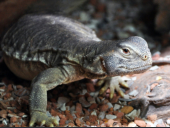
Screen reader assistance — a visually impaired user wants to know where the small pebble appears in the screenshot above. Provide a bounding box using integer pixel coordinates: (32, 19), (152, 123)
(76, 103), (82, 114)
(149, 65), (159, 71)
(60, 103), (66, 111)
(145, 120), (155, 127)
(98, 111), (106, 120)
(156, 76), (162, 81)
(147, 114), (157, 122)
(10, 116), (17, 123)
(120, 106), (134, 114)
(91, 110), (97, 116)
(106, 119), (114, 127)
(99, 104), (109, 112)
(167, 118), (170, 124)
(113, 104), (121, 111)
(89, 103), (98, 110)
(125, 109), (140, 121)
(107, 102), (113, 109)
(58, 97), (70, 105)
(128, 122), (137, 127)
(134, 119), (146, 127)
(154, 119), (164, 126)
(116, 112), (124, 118)
(129, 90), (139, 97)
(79, 96), (91, 107)
(106, 114), (117, 120)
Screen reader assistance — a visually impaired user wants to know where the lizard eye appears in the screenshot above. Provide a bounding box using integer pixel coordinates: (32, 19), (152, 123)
(122, 48), (130, 54)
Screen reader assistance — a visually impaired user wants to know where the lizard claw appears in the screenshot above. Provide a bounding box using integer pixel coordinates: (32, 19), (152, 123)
(29, 111), (58, 127)
(97, 76), (129, 99)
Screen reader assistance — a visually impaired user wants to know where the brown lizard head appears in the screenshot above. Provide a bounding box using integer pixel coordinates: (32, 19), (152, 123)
(101, 36), (152, 76)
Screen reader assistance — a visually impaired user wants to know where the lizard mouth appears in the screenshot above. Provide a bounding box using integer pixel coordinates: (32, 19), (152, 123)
(118, 64), (152, 74)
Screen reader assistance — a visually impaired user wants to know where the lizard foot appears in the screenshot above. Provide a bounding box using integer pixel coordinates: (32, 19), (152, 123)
(97, 76), (129, 99)
(29, 111), (58, 127)
(128, 98), (149, 118)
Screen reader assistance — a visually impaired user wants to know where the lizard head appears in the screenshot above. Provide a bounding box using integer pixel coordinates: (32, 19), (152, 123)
(101, 36), (152, 76)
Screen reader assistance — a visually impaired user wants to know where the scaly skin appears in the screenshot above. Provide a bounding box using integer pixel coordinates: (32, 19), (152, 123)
(1, 14), (152, 126)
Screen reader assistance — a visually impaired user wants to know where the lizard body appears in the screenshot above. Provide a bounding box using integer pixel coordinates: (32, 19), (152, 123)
(1, 14), (152, 126)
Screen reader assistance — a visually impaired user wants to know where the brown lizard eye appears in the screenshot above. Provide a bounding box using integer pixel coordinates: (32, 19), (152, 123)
(122, 49), (130, 54)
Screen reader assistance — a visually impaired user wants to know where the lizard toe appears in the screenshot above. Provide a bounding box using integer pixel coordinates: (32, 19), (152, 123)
(29, 111), (59, 127)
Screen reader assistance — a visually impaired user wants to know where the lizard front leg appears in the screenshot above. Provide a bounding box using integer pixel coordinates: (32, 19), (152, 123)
(96, 76), (129, 99)
(29, 65), (81, 127)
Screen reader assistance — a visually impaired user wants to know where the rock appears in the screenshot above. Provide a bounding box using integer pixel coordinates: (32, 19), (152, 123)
(80, 11), (90, 22)
(57, 97), (70, 107)
(91, 110), (97, 116)
(89, 115), (97, 123)
(100, 123), (106, 127)
(154, 119), (165, 127)
(59, 118), (67, 126)
(50, 109), (59, 116)
(75, 118), (81, 127)
(3, 93), (11, 99)
(14, 87), (28, 97)
(98, 111), (106, 120)
(110, 94), (120, 103)
(149, 65), (159, 71)
(134, 119), (146, 127)
(83, 108), (90, 116)
(86, 121), (90, 126)
(76, 103), (82, 114)
(86, 83), (95, 92)
(18, 112), (25, 117)
(107, 102), (113, 109)
(0, 110), (7, 118)
(8, 113), (18, 118)
(116, 112), (124, 118)
(87, 96), (96, 104)
(79, 96), (91, 107)
(146, 123), (151, 127)
(147, 114), (157, 122)
(60, 103), (66, 111)
(167, 118), (170, 124)
(125, 109), (140, 121)
(89, 103), (98, 110)
(68, 122), (75, 127)
(105, 114), (117, 120)
(54, 116), (60, 124)
(7, 84), (13, 92)
(10, 116), (17, 123)
(128, 122), (137, 127)
(145, 120), (156, 127)
(156, 123), (166, 127)
(129, 90), (138, 97)
(16, 85), (23, 89)
(106, 119), (114, 127)
(99, 104), (109, 112)
(120, 106), (134, 114)
(0, 101), (8, 109)
(70, 105), (75, 113)
(66, 106), (70, 111)
(113, 104), (121, 111)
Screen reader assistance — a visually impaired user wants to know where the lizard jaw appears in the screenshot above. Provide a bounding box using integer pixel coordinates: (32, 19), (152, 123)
(117, 64), (152, 74)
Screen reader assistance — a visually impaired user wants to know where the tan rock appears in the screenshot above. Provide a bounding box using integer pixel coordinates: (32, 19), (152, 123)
(76, 103), (82, 114)
(106, 119), (114, 127)
(147, 114), (157, 122)
(134, 119), (146, 127)
(10, 116), (17, 123)
(99, 104), (109, 112)
(120, 106), (134, 114)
